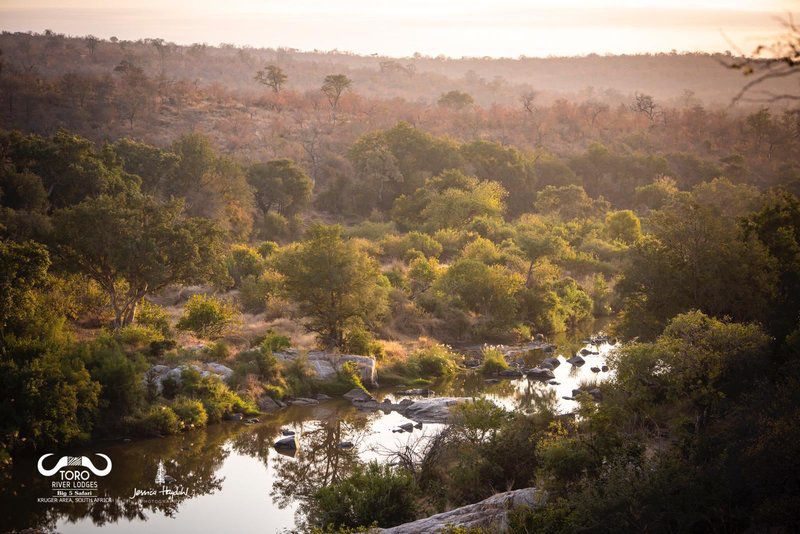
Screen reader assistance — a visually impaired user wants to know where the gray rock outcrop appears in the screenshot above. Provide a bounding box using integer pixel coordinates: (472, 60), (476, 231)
(274, 349), (377, 387)
(379, 487), (539, 533)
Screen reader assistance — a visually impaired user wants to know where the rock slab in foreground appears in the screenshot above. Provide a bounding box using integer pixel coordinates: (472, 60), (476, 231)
(379, 487), (539, 533)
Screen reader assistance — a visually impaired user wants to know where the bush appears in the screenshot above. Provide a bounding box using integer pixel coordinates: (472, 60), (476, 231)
(127, 405), (181, 437)
(310, 461), (418, 529)
(136, 300), (172, 337)
(282, 353), (316, 397)
(177, 294), (240, 339)
(226, 244), (264, 287)
(238, 269), (282, 313)
(180, 368), (255, 422)
(394, 344), (460, 381)
(257, 240), (279, 258)
(381, 231), (443, 261)
(259, 330), (291, 353)
(480, 348), (509, 376)
(81, 340), (147, 431)
(342, 324), (383, 358)
(170, 396), (208, 429)
(110, 324), (165, 351)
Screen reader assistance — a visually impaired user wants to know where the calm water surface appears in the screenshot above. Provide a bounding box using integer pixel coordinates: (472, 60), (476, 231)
(0, 330), (615, 533)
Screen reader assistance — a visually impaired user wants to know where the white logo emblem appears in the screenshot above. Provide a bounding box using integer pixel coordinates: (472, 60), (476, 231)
(37, 454), (113, 477)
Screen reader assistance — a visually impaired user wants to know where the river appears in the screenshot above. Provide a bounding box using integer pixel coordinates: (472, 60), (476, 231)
(0, 329), (615, 533)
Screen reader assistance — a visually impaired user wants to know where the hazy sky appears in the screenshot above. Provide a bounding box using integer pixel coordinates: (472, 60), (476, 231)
(1, 0), (797, 57)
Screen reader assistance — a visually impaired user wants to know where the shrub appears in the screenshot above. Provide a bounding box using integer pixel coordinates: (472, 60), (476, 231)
(110, 324), (165, 351)
(259, 330), (291, 352)
(381, 231), (443, 260)
(342, 324), (383, 358)
(226, 244), (264, 287)
(170, 396), (208, 429)
(127, 405), (181, 437)
(283, 353), (316, 397)
(177, 294), (240, 339)
(257, 211), (290, 241)
(480, 348), (509, 376)
(257, 240), (279, 258)
(136, 300), (172, 337)
(319, 361), (367, 396)
(180, 368), (255, 422)
(81, 340), (147, 430)
(310, 461), (418, 529)
(407, 344), (459, 378)
(239, 269), (282, 313)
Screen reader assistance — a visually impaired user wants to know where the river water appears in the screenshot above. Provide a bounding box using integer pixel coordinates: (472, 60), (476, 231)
(0, 331), (615, 533)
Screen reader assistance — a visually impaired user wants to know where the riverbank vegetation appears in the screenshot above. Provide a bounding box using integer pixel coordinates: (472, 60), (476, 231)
(1, 30), (799, 531)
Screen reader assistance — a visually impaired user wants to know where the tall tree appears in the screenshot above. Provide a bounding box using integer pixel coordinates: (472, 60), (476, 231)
(52, 194), (224, 327)
(274, 225), (388, 347)
(321, 74), (352, 111)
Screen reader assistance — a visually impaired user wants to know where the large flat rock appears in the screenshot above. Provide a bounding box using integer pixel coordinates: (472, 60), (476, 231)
(402, 397), (469, 423)
(379, 487), (539, 533)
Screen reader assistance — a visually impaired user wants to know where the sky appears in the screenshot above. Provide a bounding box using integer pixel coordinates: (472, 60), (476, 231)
(0, 0), (797, 58)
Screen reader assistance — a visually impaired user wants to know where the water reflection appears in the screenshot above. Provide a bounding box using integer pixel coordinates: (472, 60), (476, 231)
(1, 330), (615, 533)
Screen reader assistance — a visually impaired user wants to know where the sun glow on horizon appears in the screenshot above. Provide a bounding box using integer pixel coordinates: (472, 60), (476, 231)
(0, 0), (797, 58)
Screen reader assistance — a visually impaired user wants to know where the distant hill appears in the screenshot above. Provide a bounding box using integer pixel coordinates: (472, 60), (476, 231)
(1, 31), (793, 107)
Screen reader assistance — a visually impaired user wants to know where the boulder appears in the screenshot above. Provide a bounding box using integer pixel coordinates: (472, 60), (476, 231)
(402, 397), (469, 423)
(590, 366), (601, 373)
(580, 348), (592, 355)
(281, 428), (295, 436)
(316, 393), (332, 401)
(398, 422), (414, 432)
(566, 355), (585, 366)
(274, 435), (298, 450)
(343, 388), (373, 402)
(273, 349), (378, 387)
(338, 441), (354, 449)
(601, 365), (609, 372)
(498, 369), (523, 378)
(206, 362), (234, 381)
(526, 367), (556, 381)
(571, 388), (583, 397)
(538, 361), (554, 370)
(589, 388), (603, 401)
(541, 357), (561, 369)
(224, 413), (243, 421)
(398, 398), (414, 407)
(548, 380), (560, 385)
(379, 487), (539, 533)
(257, 396), (280, 412)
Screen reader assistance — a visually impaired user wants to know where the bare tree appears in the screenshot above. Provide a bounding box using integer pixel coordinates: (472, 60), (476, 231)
(631, 92), (660, 124)
(729, 15), (800, 104)
(521, 90), (538, 114)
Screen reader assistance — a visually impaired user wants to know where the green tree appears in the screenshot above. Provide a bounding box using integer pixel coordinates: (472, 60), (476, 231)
(438, 90), (474, 110)
(254, 64), (287, 93)
(247, 159), (313, 217)
(52, 194), (224, 327)
(605, 210), (641, 243)
(274, 225), (389, 347)
(321, 74), (352, 110)
(743, 190), (800, 344)
(618, 197), (777, 339)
